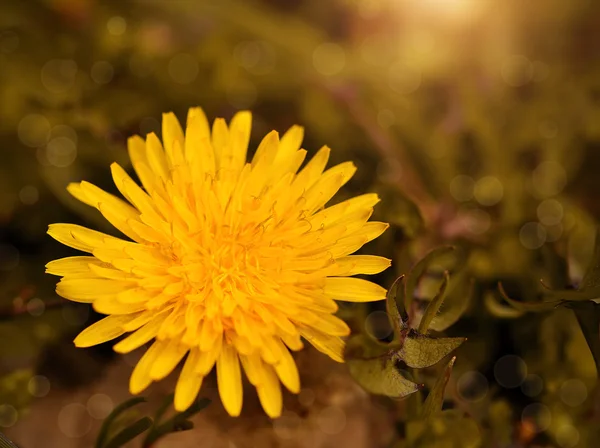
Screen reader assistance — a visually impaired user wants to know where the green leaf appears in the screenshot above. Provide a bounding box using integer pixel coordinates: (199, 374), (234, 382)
(386, 275), (407, 340)
(143, 398), (211, 447)
(345, 335), (421, 398)
(418, 271), (450, 334)
(398, 331), (465, 369)
(103, 417), (153, 448)
(406, 410), (481, 448)
(95, 397), (147, 448)
(429, 273), (473, 332)
(484, 292), (525, 319)
(405, 246), (455, 315)
(421, 357), (456, 419)
(498, 282), (561, 312)
(565, 301), (600, 376)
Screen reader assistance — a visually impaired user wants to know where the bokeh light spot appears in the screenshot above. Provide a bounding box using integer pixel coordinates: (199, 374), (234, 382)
(298, 388), (315, 407)
(46, 137), (77, 167)
(107, 16), (127, 36)
(140, 117), (161, 137)
(19, 185), (39, 205)
(168, 53), (199, 84)
(519, 222), (547, 250)
(273, 411), (301, 440)
(28, 375), (51, 398)
(457, 371), (488, 402)
(26, 298), (45, 316)
(559, 379), (588, 407)
(388, 62), (421, 95)
(317, 406), (346, 435)
(57, 403), (92, 438)
(450, 175), (475, 202)
(226, 79), (258, 109)
(464, 208), (491, 235)
(521, 374), (543, 397)
(501, 55), (533, 87)
(0, 405), (18, 428)
(556, 424), (580, 448)
(41, 59), (78, 93)
(62, 305), (89, 326)
(87, 394), (114, 419)
(0, 244), (19, 271)
(474, 176), (504, 206)
(91, 61), (114, 84)
(537, 199), (563, 225)
(18, 114), (51, 148)
(532, 161), (567, 197)
(365, 310), (393, 340)
(313, 43), (346, 76)
(521, 403), (551, 433)
(377, 109), (395, 129)
(494, 354), (527, 388)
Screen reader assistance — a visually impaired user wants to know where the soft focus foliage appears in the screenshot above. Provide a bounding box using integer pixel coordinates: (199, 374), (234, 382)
(2, 0), (600, 447)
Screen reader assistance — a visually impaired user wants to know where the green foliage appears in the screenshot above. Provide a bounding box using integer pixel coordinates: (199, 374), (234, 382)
(94, 395), (210, 448)
(345, 248), (467, 402)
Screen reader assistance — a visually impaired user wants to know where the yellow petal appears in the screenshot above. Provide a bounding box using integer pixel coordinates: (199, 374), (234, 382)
(45, 256), (99, 276)
(56, 278), (132, 303)
(217, 343), (243, 417)
(162, 112), (185, 167)
(48, 224), (117, 253)
(298, 326), (344, 362)
(150, 339), (188, 380)
(333, 255), (392, 276)
(276, 125), (304, 164)
(255, 362), (282, 418)
(185, 111), (214, 174)
(146, 132), (170, 180)
(130, 340), (165, 394)
(273, 341), (300, 393)
(293, 145), (330, 190)
(175, 349), (204, 411)
(113, 314), (167, 353)
(211, 118), (229, 173)
(304, 162), (357, 213)
(74, 314), (139, 347)
(229, 110), (252, 170)
(324, 277), (387, 302)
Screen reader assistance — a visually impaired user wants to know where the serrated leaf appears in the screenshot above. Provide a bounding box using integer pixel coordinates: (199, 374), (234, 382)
(103, 417), (153, 448)
(345, 335), (420, 398)
(398, 331), (465, 369)
(498, 282), (561, 312)
(405, 246), (455, 314)
(386, 275), (407, 340)
(565, 301), (600, 376)
(421, 357), (456, 419)
(429, 273), (473, 332)
(95, 397), (147, 448)
(418, 271), (450, 333)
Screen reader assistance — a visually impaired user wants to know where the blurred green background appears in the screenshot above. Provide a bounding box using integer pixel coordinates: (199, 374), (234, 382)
(2, 0), (600, 447)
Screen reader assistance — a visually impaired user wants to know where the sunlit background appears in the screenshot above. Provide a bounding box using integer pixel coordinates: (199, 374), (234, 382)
(2, 0), (600, 447)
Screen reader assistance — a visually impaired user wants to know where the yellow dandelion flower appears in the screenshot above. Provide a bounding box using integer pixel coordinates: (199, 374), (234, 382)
(46, 107), (390, 418)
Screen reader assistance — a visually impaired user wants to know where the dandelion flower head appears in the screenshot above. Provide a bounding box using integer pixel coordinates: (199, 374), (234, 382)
(46, 107), (390, 417)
